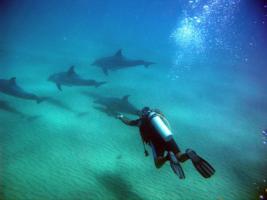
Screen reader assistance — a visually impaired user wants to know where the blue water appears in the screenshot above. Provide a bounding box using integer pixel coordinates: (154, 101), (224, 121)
(1, 0), (267, 199)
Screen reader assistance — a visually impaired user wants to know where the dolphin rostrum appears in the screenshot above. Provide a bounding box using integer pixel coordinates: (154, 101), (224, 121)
(48, 66), (106, 91)
(91, 49), (155, 75)
(0, 77), (45, 103)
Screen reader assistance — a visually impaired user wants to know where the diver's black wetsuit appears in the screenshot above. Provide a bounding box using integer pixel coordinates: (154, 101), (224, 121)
(118, 107), (216, 179)
(119, 114), (182, 162)
(142, 117), (180, 158)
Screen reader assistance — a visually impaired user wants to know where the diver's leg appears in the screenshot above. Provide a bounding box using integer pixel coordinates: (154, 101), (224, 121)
(176, 152), (189, 162)
(166, 139), (189, 162)
(150, 143), (167, 168)
(168, 139), (215, 178)
(166, 140), (186, 179)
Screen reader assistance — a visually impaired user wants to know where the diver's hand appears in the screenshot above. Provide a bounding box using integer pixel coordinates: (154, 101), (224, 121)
(116, 113), (124, 119)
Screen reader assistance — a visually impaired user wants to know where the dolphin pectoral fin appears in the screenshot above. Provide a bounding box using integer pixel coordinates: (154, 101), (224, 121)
(56, 83), (62, 91)
(36, 97), (48, 104)
(95, 81), (107, 88)
(26, 115), (41, 122)
(36, 98), (42, 104)
(144, 62), (155, 68)
(102, 68), (109, 76)
(122, 95), (130, 102)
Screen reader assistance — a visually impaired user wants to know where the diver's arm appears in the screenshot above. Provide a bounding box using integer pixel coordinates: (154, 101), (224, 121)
(117, 114), (140, 126)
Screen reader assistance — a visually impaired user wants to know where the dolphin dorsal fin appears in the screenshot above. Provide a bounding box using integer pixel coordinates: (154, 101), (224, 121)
(122, 95), (130, 101)
(114, 49), (123, 58)
(9, 77), (16, 85)
(67, 65), (76, 76)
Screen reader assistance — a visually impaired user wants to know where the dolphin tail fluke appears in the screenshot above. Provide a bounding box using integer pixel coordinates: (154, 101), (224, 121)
(95, 81), (107, 88)
(36, 97), (48, 104)
(26, 115), (41, 122)
(144, 62), (155, 68)
(76, 111), (90, 118)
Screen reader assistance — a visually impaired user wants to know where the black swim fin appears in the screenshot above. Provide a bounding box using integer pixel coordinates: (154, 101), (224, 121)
(186, 149), (215, 178)
(169, 152), (185, 179)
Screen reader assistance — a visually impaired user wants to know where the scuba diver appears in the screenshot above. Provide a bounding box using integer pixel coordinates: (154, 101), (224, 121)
(117, 107), (215, 179)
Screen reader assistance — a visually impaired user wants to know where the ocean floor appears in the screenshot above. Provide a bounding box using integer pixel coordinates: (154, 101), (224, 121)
(1, 44), (267, 200)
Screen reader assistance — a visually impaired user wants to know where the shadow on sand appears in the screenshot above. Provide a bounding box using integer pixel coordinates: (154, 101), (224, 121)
(96, 172), (145, 200)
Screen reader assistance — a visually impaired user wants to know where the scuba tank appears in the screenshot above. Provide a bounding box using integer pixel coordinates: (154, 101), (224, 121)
(148, 111), (173, 142)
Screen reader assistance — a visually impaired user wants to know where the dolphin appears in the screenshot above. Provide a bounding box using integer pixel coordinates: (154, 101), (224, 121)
(91, 49), (155, 75)
(48, 66), (106, 91)
(44, 97), (88, 116)
(44, 97), (76, 113)
(82, 92), (139, 117)
(0, 77), (45, 103)
(0, 100), (25, 117)
(0, 100), (41, 121)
